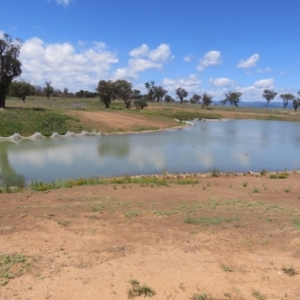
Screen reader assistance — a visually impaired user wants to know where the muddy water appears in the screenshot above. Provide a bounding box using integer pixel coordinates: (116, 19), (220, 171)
(1, 120), (300, 185)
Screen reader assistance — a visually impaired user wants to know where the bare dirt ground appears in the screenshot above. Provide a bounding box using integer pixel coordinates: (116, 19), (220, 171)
(69, 110), (177, 133)
(1, 174), (300, 300)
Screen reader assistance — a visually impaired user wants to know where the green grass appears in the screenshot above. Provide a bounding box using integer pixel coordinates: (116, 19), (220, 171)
(0, 107), (84, 136)
(184, 216), (238, 226)
(269, 172), (289, 179)
(30, 175), (173, 191)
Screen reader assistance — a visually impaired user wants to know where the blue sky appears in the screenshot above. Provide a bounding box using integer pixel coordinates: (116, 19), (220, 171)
(1, 0), (300, 101)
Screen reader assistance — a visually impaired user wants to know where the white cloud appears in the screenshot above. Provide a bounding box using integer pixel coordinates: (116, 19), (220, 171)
(113, 43), (173, 80)
(19, 37), (118, 91)
(254, 78), (274, 89)
(56, 0), (71, 6)
(197, 50), (222, 71)
(237, 53), (260, 68)
(162, 74), (202, 95)
(129, 44), (149, 57)
(210, 77), (234, 87)
(256, 67), (272, 73)
(0, 30), (4, 39)
(149, 44), (174, 62)
(183, 55), (193, 62)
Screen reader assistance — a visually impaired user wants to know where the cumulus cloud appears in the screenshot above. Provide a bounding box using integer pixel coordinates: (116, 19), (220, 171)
(56, 0), (71, 6)
(197, 50), (222, 71)
(254, 78), (274, 89)
(162, 74), (202, 95)
(19, 37), (118, 91)
(210, 77), (234, 87)
(129, 44), (149, 57)
(113, 43), (173, 80)
(237, 53), (260, 68)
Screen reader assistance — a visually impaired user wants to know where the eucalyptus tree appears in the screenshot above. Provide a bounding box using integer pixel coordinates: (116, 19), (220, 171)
(222, 91), (242, 107)
(44, 81), (54, 99)
(153, 86), (167, 102)
(280, 93), (295, 109)
(9, 81), (35, 102)
(97, 80), (115, 108)
(176, 87), (188, 104)
(115, 79), (133, 109)
(164, 95), (174, 103)
(0, 34), (22, 108)
(262, 89), (277, 107)
(145, 81), (156, 102)
(201, 93), (212, 108)
(293, 99), (299, 112)
(189, 94), (201, 104)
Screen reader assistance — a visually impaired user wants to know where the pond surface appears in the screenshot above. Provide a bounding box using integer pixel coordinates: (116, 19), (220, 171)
(1, 120), (300, 185)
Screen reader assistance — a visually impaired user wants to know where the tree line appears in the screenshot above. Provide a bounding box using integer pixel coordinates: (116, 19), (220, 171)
(1, 33), (300, 110)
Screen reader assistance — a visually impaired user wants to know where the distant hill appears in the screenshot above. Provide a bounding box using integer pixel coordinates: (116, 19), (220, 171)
(213, 101), (287, 109)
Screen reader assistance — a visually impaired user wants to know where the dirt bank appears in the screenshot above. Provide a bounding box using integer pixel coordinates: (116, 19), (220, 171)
(1, 174), (300, 299)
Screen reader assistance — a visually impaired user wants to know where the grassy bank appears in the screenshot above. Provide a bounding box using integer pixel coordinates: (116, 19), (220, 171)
(2, 96), (300, 136)
(0, 107), (85, 136)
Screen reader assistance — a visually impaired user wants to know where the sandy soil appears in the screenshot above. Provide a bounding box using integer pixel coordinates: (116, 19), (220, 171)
(1, 174), (300, 300)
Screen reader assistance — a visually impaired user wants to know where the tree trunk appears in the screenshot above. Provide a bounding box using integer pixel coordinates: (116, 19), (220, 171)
(0, 86), (6, 108)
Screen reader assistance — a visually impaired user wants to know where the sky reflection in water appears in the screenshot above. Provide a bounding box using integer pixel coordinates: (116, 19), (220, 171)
(1, 120), (300, 185)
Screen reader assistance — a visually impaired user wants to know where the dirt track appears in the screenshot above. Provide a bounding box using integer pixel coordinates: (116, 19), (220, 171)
(1, 174), (300, 299)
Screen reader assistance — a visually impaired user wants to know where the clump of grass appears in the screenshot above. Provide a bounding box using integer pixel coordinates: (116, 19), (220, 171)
(190, 293), (214, 300)
(125, 211), (139, 218)
(127, 279), (156, 298)
(243, 182), (248, 187)
(91, 204), (103, 213)
(284, 187), (290, 193)
(282, 265), (298, 276)
(252, 187), (259, 193)
(260, 169), (268, 176)
(269, 172), (289, 179)
(184, 216), (238, 226)
(221, 264), (234, 272)
(252, 290), (266, 300)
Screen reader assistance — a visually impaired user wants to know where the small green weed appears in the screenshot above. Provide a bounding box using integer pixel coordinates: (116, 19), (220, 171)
(253, 187), (259, 193)
(284, 188), (290, 193)
(252, 290), (266, 300)
(221, 264), (234, 272)
(243, 182), (248, 187)
(127, 279), (156, 298)
(0, 254), (34, 286)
